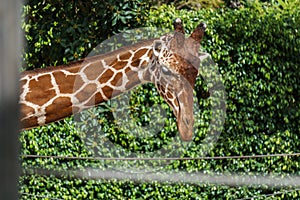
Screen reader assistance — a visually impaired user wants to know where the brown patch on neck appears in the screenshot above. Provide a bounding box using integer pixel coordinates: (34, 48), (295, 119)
(111, 60), (128, 70)
(111, 72), (123, 87)
(99, 69), (114, 84)
(75, 83), (98, 103)
(26, 74), (56, 106)
(45, 97), (72, 124)
(53, 71), (83, 94)
(83, 61), (105, 80)
(119, 52), (132, 60)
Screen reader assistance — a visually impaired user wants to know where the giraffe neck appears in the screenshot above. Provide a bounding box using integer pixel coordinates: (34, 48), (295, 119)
(19, 39), (156, 129)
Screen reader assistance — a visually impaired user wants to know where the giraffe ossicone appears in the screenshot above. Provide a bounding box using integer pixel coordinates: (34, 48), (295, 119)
(19, 18), (206, 141)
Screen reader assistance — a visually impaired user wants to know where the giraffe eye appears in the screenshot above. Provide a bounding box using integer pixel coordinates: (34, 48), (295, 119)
(162, 66), (172, 76)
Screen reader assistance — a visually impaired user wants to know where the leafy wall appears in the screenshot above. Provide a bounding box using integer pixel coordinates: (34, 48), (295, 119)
(20, 1), (300, 199)
(22, 0), (150, 70)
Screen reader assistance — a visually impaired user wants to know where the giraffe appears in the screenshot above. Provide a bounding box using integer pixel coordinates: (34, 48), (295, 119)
(19, 18), (206, 141)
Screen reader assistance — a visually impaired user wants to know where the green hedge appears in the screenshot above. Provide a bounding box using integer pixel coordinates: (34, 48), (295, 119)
(20, 1), (300, 199)
(22, 0), (150, 70)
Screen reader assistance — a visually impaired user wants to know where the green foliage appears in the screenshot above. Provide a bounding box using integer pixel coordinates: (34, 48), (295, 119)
(22, 0), (150, 70)
(172, 0), (225, 9)
(20, 1), (300, 199)
(150, 0), (225, 9)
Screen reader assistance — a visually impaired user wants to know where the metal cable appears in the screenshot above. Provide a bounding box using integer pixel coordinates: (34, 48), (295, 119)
(20, 152), (300, 161)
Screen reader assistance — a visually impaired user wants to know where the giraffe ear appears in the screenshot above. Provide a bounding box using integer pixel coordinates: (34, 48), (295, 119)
(153, 40), (162, 57)
(199, 52), (210, 61)
(198, 52), (210, 75)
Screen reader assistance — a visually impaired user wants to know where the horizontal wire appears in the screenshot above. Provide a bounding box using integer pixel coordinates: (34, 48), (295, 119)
(20, 153), (300, 199)
(20, 152), (300, 161)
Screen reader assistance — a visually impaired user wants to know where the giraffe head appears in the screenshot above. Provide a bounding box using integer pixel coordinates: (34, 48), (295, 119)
(150, 19), (206, 141)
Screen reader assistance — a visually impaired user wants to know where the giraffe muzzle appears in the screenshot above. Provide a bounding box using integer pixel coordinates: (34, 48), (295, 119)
(177, 115), (194, 141)
(175, 80), (195, 141)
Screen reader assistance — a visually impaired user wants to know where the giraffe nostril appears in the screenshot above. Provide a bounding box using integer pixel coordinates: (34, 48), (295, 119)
(185, 118), (190, 126)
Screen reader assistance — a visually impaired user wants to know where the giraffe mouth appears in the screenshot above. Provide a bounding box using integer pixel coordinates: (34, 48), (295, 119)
(177, 110), (194, 141)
